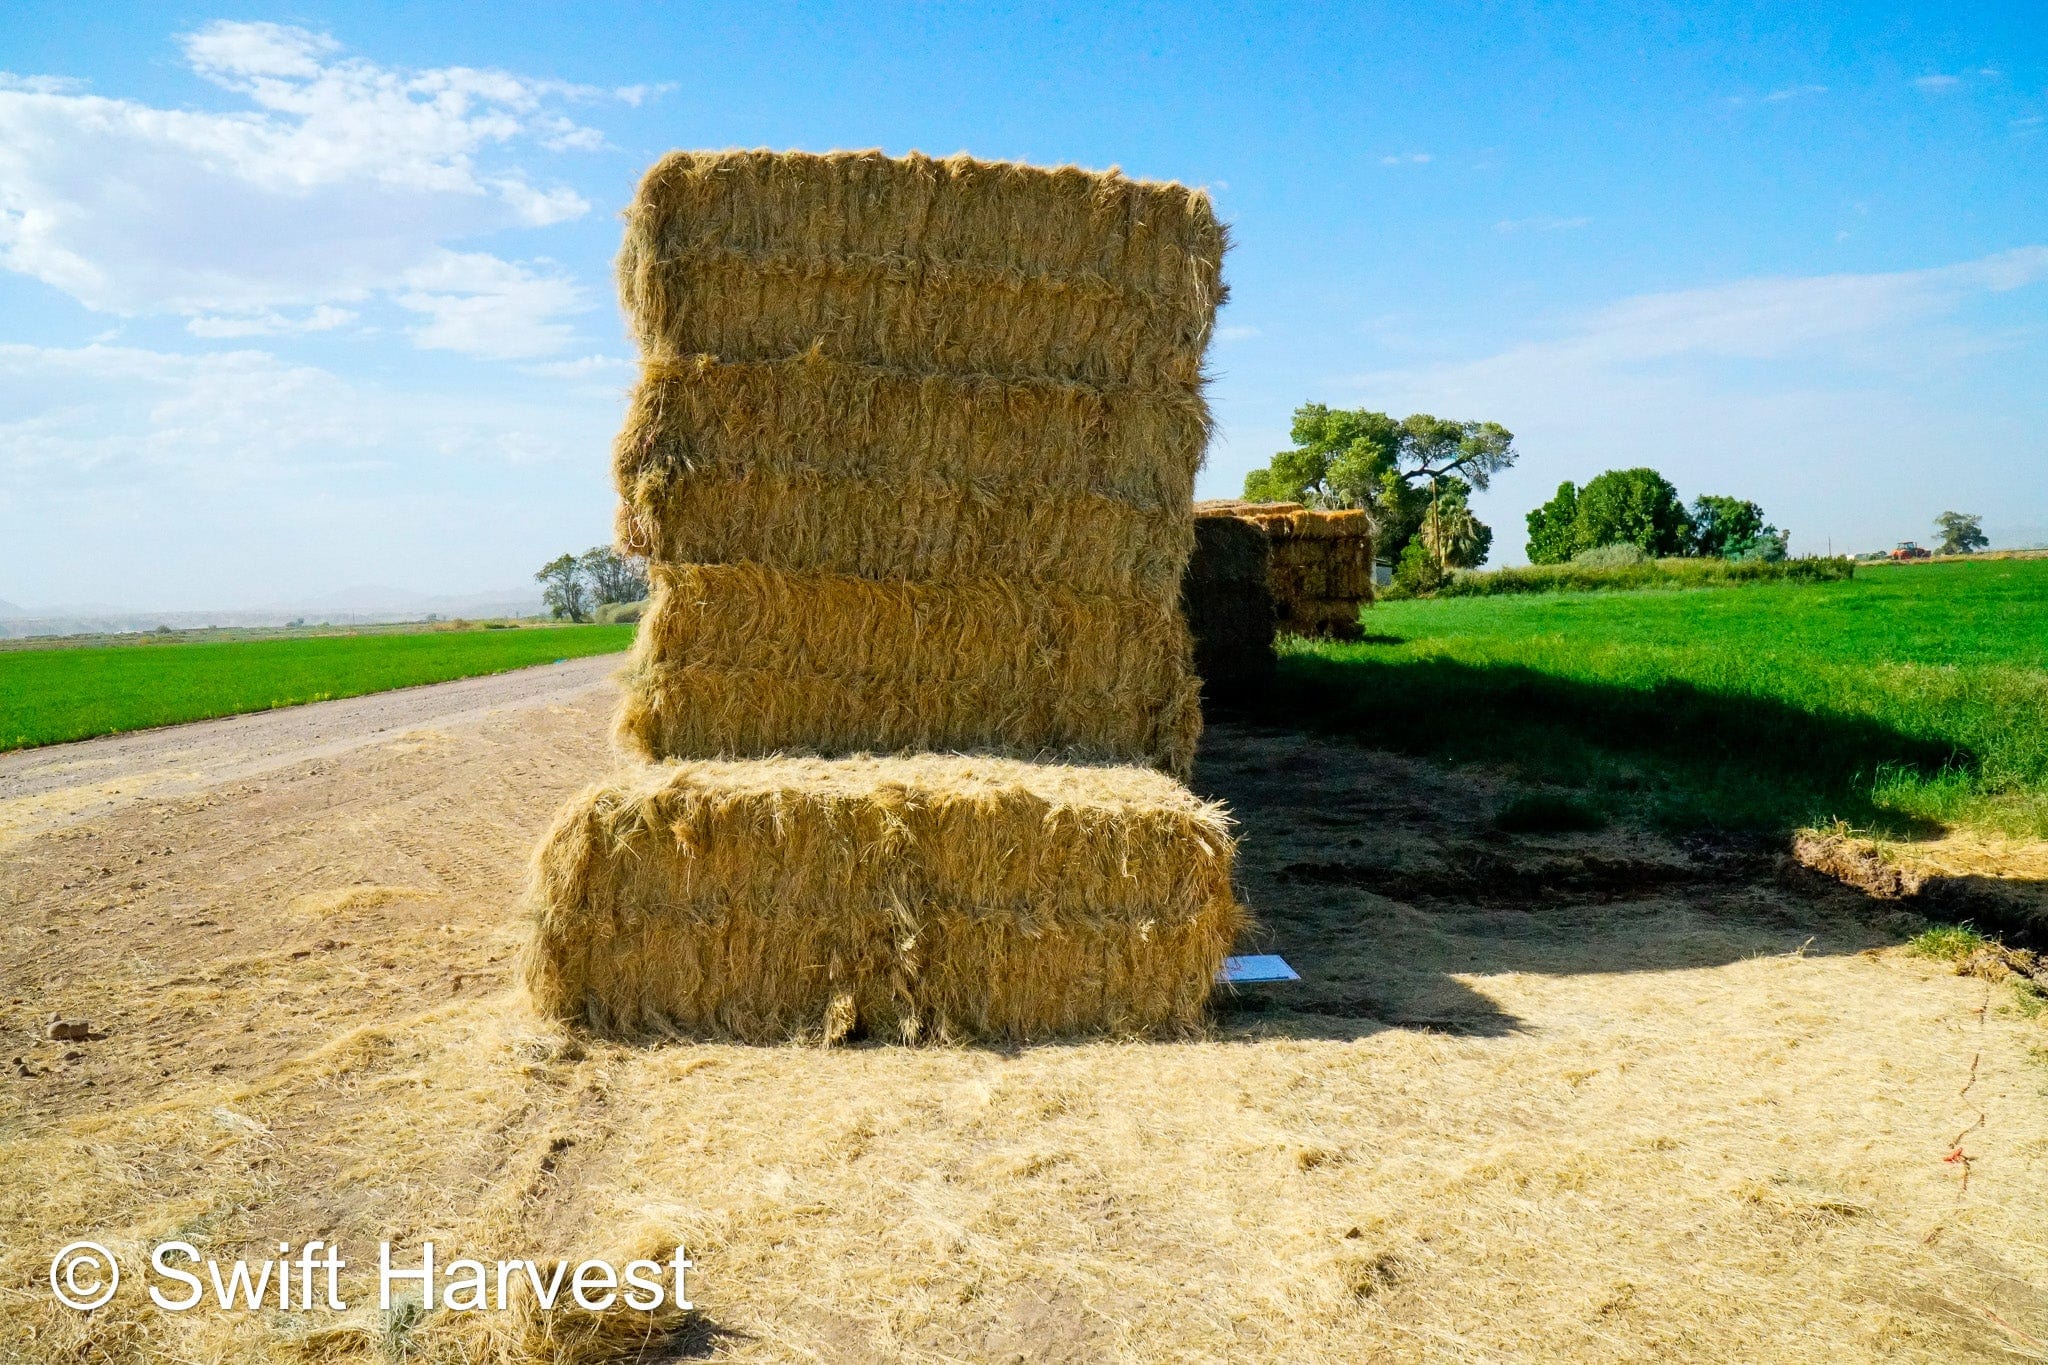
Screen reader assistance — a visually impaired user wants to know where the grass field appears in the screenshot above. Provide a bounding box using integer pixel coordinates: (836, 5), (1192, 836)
(0, 623), (636, 750)
(1282, 558), (2048, 839)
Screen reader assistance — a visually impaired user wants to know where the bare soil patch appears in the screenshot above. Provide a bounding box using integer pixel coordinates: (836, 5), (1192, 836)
(2, 682), (2045, 1361)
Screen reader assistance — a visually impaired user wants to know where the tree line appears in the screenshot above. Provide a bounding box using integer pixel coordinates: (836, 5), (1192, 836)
(1237, 403), (1790, 592)
(1524, 470), (1787, 565)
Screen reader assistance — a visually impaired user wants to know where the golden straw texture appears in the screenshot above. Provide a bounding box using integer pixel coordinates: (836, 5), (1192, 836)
(1198, 500), (1375, 641)
(614, 563), (1201, 776)
(617, 150), (1225, 388)
(610, 150), (1226, 772)
(612, 351), (1206, 586)
(520, 753), (1242, 1042)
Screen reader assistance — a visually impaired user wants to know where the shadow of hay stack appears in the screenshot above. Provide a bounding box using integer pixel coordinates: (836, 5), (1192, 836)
(523, 149), (1244, 1045)
(1183, 509), (1277, 708)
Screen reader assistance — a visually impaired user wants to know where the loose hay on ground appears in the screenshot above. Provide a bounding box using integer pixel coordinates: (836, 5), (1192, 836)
(521, 753), (1242, 1043)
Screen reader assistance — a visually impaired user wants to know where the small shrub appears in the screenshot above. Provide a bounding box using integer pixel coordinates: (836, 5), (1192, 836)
(1572, 542), (1650, 568)
(1390, 540), (1448, 598)
(1907, 924), (1988, 962)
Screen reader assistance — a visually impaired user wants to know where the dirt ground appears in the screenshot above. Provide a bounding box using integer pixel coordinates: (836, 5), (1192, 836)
(2, 672), (2045, 1362)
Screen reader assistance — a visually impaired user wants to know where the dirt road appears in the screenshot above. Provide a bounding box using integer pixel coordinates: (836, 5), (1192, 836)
(0, 654), (620, 844)
(2, 676), (2045, 1362)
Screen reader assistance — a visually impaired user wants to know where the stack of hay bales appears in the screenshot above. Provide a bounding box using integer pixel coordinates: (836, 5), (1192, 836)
(1182, 506), (1276, 705)
(1198, 499), (1375, 641)
(523, 149), (1244, 1043)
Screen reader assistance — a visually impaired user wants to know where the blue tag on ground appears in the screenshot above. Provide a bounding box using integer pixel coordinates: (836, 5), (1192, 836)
(1218, 954), (1301, 984)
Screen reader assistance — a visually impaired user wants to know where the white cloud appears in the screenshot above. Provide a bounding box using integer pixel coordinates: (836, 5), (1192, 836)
(0, 342), (373, 487)
(1384, 248), (2048, 377)
(489, 177), (591, 225)
(521, 354), (635, 379)
(0, 22), (608, 330)
(186, 304), (358, 338)
(611, 82), (677, 108)
(1728, 84), (1829, 106)
(1913, 74), (1962, 92)
(0, 340), (631, 608)
(0, 340), (622, 489)
(397, 251), (589, 360)
(1214, 325), (1261, 343)
(1379, 152), (1432, 166)
(1496, 216), (1591, 234)
(0, 72), (86, 94)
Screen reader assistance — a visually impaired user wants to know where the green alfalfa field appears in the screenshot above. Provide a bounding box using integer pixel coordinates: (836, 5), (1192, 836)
(1283, 557), (2048, 840)
(0, 622), (636, 751)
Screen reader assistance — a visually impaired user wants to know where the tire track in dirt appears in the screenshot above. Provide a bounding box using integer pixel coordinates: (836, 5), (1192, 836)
(0, 654), (621, 845)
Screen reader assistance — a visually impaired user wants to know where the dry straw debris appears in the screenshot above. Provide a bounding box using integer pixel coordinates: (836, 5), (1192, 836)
(522, 753), (1242, 1043)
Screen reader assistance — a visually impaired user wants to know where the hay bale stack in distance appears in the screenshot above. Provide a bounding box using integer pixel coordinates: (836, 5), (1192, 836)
(522, 753), (1243, 1043)
(1201, 499), (1375, 642)
(609, 149), (1228, 776)
(1182, 508), (1276, 705)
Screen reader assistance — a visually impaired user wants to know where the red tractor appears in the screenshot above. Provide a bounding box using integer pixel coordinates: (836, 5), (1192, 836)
(1888, 541), (1932, 561)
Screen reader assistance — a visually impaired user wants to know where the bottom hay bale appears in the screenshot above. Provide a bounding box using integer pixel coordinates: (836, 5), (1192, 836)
(522, 754), (1244, 1043)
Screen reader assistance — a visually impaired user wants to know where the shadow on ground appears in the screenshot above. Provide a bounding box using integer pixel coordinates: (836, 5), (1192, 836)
(1270, 651), (1963, 837)
(1190, 715), (1938, 1045)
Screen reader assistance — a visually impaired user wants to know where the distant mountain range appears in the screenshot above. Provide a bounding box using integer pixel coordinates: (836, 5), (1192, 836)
(0, 586), (546, 639)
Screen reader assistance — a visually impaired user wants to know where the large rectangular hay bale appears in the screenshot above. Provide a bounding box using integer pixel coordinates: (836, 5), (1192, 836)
(617, 150), (1226, 388)
(521, 753), (1242, 1042)
(612, 353), (1205, 593)
(1198, 500), (1374, 641)
(613, 563), (1201, 775)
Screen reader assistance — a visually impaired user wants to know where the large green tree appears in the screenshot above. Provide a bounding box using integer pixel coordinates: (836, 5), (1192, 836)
(1525, 481), (1583, 564)
(1574, 468), (1693, 557)
(535, 554), (591, 622)
(1934, 511), (1989, 555)
(577, 545), (650, 606)
(1688, 496), (1766, 558)
(1242, 404), (1515, 567)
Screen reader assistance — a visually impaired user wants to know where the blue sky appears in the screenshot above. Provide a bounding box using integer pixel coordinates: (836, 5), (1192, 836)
(2, 2), (2044, 609)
